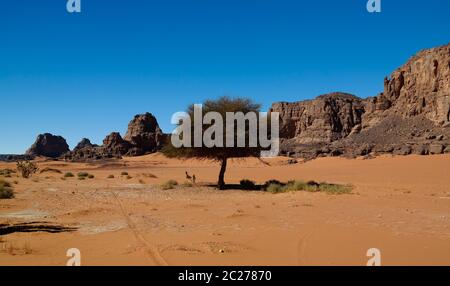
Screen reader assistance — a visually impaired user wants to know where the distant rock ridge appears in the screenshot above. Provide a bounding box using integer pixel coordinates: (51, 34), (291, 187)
(14, 43), (450, 162)
(63, 113), (167, 161)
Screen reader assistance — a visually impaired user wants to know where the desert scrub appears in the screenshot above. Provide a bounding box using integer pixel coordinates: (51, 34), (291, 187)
(16, 161), (38, 178)
(266, 183), (285, 194)
(0, 180), (14, 199)
(265, 180), (352, 195)
(77, 172), (94, 179)
(240, 179), (258, 190)
(107, 175), (115, 179)
(121, 172), (129, 176)
(319, 183), (353, 195)
(161, 180), (178, 190)
(64, 172), (75, 178)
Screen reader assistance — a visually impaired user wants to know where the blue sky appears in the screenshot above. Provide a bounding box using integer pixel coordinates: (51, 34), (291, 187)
(1, 0), (449, 154)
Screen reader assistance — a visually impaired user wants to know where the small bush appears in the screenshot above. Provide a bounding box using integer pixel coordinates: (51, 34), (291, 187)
(121, 172), (129, 176)
(240, 179), (257, 190)
(77, 172), (89, 178)
(320, 183), (353, 195)
(16, 161), (39, 178)
(161, 180), (178, 190)
(264, 179), (352, 195)
(0, 180), (14, 199)
(107, 175), (115, 179)
(266, 183), (286, 194)
(64, 172), (75, 178)
(88, 174), (95, 179)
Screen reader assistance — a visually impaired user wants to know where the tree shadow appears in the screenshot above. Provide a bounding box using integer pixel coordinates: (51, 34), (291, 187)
(0, 222), (77, 236)
(205, 183), (264, 191)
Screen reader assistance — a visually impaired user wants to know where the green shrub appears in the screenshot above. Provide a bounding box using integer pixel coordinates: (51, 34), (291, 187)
(266, 183), (286, 194)
(319, 183), (353, 195)
(64, 172), (74, 178)
(264, 179), (352, 195)
(77, 172), (89, 178)
(0, 180), (14, 199)
(161, 180), (178, 190)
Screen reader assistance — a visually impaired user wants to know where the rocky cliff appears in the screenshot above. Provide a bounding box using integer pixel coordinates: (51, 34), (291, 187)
(272, 43), (450, 159)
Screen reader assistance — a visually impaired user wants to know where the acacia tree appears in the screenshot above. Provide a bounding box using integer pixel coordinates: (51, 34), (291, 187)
(162, 96), (269, 190)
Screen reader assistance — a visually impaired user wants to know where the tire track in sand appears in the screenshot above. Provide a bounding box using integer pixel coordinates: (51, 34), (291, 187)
(111, 191), (168, 266)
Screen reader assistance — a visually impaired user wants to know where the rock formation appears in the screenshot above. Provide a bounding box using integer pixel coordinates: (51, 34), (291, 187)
(124, 113), (165, 156)
(73, 138), (96, 151)
(63, 113), (167, 161)
(26, 133), (70, 158)
(273, 43), (450, 160)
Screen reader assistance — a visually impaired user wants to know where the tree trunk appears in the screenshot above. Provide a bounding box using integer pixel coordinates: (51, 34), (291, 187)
(218, 157), (228, 190)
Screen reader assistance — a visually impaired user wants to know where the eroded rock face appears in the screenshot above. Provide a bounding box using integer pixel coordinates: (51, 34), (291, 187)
(26, 133), (70, 158)
(271, 93), (365, 144)
(274, 43), (450, 160)
(124, 113), (165, 155)
(365, 44), (450, 126)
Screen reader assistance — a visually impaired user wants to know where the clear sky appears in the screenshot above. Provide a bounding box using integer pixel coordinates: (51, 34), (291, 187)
(1, 0), (449, 154)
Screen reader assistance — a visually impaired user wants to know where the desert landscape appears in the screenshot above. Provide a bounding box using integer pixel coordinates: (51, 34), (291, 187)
(1, 1), (449, 267)
(1, 43), (450, 266)
(1, 153), (450, 266)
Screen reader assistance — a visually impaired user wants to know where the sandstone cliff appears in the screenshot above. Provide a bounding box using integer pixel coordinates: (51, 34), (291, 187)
(272, 43), (450, 159)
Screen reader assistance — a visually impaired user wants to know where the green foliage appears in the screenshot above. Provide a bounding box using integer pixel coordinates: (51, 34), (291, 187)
(264, 180), (352, 195)
(64, 172), (75, 178)
(77, 172), (89, 178)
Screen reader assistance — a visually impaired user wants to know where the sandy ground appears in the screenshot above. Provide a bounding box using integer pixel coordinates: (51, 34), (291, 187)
(0, 153), (449, 266)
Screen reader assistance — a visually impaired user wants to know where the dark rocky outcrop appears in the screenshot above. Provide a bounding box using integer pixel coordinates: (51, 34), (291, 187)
(73, 138), (96, 151)
(123, 113), (166, 156)
(26, 133), (70, 158)
(63, 113), (167, 162)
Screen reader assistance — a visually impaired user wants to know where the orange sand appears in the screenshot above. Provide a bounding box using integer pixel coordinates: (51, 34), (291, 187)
(0, 154), (449, 266)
